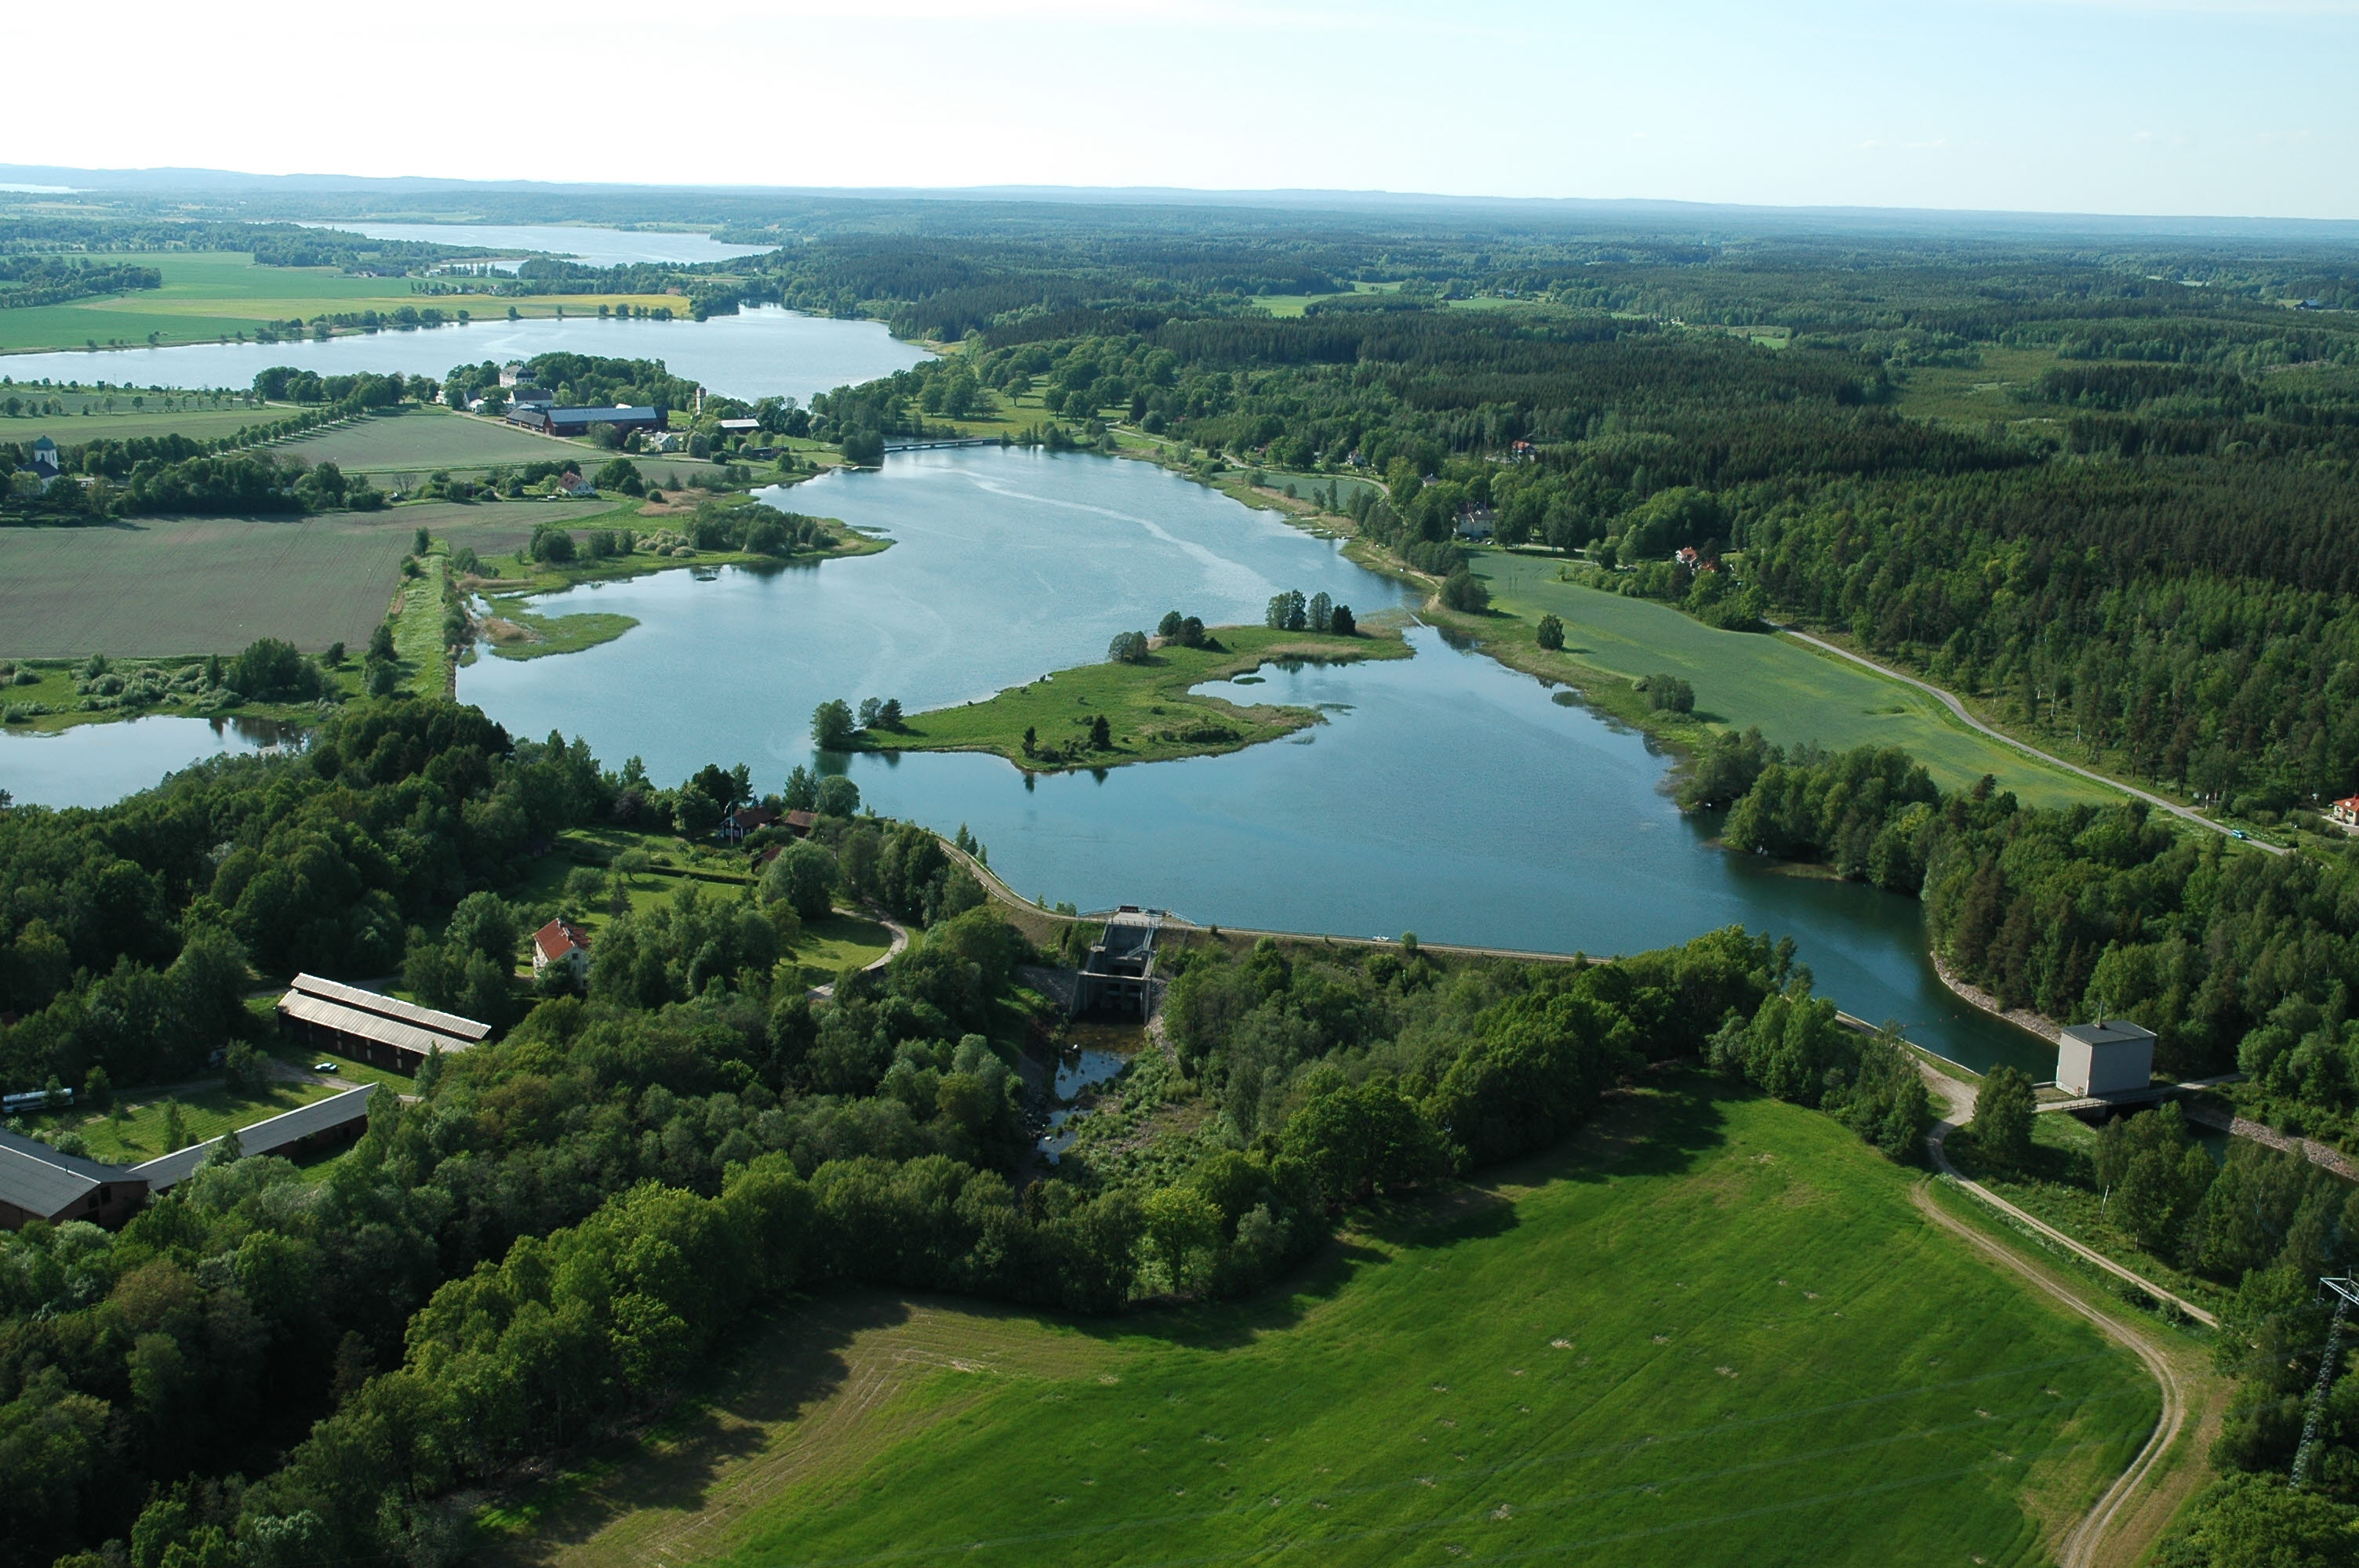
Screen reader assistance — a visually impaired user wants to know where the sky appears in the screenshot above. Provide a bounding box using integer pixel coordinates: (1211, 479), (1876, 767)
(13, 0), (2359, 220)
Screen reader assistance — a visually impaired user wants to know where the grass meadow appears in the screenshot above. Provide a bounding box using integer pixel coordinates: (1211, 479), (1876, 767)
(0, 503), (598, 658)
(1, 403), (282, 443)
(23, 1070), (343, 1166)
(1469, 554), (2113, 808)
(478, 1081), (2162, 1568)
(1888, 347), (2061, 424)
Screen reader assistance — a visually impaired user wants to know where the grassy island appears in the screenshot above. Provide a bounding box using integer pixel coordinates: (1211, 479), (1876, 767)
(860, 624), (1408, 770)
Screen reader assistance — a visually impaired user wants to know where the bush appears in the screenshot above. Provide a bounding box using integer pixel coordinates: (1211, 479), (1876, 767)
(1642, 673), (1695, 714)
(1108, 630), (1150, 665)
(1536, 613), (1565, 650)
(1440, 568), (1489, 613)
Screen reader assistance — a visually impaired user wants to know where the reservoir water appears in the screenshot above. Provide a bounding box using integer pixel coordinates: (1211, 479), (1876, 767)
(0, 304), (928, 403)
(0, 447), (2052, 1074)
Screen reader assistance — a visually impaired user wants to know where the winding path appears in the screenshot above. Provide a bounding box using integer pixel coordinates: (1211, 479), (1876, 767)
(1910, 1062), (2210, 1568)
(1915, 1066), (2216, 1327)
(803, 909), (910, 1000)
(1778, 626), (2284, 855)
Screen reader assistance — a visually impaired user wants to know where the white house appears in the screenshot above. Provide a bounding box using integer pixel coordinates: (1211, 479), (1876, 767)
(532, 918), (591, 981)
(2331, 795), (2359, 831)
(2056, 1018), (2156, 1098)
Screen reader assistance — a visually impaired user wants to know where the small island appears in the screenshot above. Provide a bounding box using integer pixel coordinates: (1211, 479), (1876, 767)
(842, 608), (1404, 771)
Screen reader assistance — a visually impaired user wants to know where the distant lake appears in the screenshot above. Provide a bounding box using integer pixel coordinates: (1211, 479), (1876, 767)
(299, 221), (774, 270)
(0, 304), (929, 402)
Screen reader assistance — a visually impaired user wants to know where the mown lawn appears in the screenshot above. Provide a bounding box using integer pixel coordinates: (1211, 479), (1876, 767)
(1469, 554), (2113, 808)
(25, 1073), (342, 1165)
(482, 1082), (2161, 1568)
(871, 625), (1409, 771)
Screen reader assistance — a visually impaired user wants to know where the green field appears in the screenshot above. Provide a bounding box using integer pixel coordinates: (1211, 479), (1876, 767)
(484, 1083), (2161, 1568)
(1, 404), (284, 443)
(0, 503), (602, 658)
(870, 626), (1409, 770)
(796, 910), (896, 974)
(1468, 554), (2113, 808)
(0, 252), (690, 354)
(23, 1070), (343, 1165)
(281, 408), (602, 473)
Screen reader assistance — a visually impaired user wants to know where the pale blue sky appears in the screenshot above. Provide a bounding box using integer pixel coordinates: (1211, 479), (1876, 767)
(17, 0), (2357, 219)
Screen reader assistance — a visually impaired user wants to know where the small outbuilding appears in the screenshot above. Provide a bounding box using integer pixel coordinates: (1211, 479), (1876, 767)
(2056, 1018), (2157, 1098)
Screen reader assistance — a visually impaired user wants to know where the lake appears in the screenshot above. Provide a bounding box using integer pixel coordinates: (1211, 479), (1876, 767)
(0, 716), (297, 808)
(299, 221), (772, 270)
(0, 447), (2054, 1074)
(0, 304), (929, 402)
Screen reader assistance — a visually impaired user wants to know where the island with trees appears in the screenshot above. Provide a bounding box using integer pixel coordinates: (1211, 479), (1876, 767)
(829, 598), (1398, 771)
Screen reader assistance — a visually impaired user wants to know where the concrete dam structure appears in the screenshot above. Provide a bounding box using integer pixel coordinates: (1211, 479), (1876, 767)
(1072, 907), (1164, 1019)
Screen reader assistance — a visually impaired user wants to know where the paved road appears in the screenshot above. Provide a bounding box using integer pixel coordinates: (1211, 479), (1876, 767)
(1778, 626), (2284, 856)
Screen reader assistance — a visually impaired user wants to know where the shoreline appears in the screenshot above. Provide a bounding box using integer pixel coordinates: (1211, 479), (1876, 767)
(1930, 953), (2065, 1049)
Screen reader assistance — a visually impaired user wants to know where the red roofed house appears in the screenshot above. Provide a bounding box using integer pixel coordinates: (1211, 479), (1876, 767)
(720, 805), (778, 844)
(2332, 796), (2359, 832)
(533, 918), (591, 982)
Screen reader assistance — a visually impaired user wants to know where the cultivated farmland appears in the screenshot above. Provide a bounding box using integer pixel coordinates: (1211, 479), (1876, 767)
(482, 1084), (2165, 1568)
(0, 503), (604, 656)
(282, 408), (601, 472)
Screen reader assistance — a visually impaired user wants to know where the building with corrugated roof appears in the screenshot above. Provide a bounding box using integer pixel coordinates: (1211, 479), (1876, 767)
(0, 1130), (144, 1230)
(275, 974), (490, 1073)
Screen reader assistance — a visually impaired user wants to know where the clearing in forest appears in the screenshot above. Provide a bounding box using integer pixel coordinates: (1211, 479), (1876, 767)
(479, 1083), (2163, 1568)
